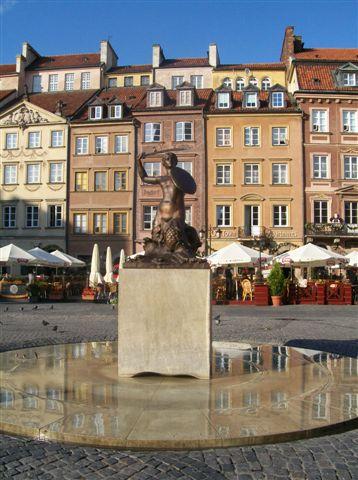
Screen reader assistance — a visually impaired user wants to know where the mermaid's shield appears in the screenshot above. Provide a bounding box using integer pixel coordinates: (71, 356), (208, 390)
(171, 166), (196, 195)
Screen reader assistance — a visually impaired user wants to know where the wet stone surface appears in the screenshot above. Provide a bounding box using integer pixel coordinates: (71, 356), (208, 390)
(0, 302), (357, 479)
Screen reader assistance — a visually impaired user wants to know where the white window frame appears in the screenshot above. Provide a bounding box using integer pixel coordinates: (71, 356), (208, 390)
(48, 204), (62, 228)
(312, 109), (328, 132)
(115, 135), (128, 153)
(28, 131), (41, 149)
(73, 213), (87, 234)
(216, 205), (232, 227)
(3, 164), (17, 184)
(216, 164), (232, 185)
(342, 110), (358, 133)
(109, 105), (122, 119)
(261, 77), (271, 90)
(81, 72), (91, 90)
(149, 91), (162, 107)
(90, 106), (102, 120)
(143, 206), (157, 230)
(65, 73), (74, 91)
(344, 156), (357, 179)
(144, 123), (161, 142)
(272, 127), (288, 146)
(313, 155), (328, 179)
(217, 92), (230, 109)
(246, 92), (258, 108)
(75, 136), (88, 155)
(272, 91), (284, 108)
(272, 163), (288, 184)
(26, 205), (39, 228)
(244, 164), (260, 184)
(51, 130), (63, 147)
(5, 133), (18, 149)
(27, 164), (41, 184)
(244, 127), (260, 146)
(175, 122), (193, 141)
(343, 72), (357, 86)
(216, 128), (232, 147)
(273, 205), (288, 227)
(179, 90), (192, 106)
(2, 205), (16, 228)
(95, 136), (108, 154)
(190, 75), (203, 88)
(249, 77), (258, 87)
(49, 163), (63, 183)
(48, 74), (58, 92)
(345, 201), (358, 225)
(236, 77), (245, 91)
(222, 78), (232, 89)
(172, 76), (184, 89)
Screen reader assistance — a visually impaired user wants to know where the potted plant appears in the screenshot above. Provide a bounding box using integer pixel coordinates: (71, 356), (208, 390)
(267, 262), (286, 307)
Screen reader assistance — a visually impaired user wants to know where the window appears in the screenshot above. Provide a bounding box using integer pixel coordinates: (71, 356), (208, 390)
(179, 90), (192, 106)
(51, 130), (63, 147)
(109, 105), (122, 119)
(28, 131), (41, 148)
(149, 91), (162, 107)
(48, 205), (62, 227)
(144, 162), (160, 176)
(272, 127), (288, 145)
(124, 76), (133, 87)
(75, 136), (88, 155)
(314, 200), (328, 223)
(217, 92), (230, 108)
(185, 206), (192, 225)
(216, 205), (231, 227)
(244, 164), (259, 184)
(23, 385), (39, 410)
(344, 156), (357, 179)
(342, 110), (358, 132)
(2, 206), (16, 228)
(73, 213), (87, 233)
(246, 92), (257, 108)
(273, 205), (288, 227)
(140, 75), (150, 86)
(94, 171), (107, 191)
(244, 127), (260, 146)
(177, 161), (192, 174)
(313, 155), (328, 179)
(222, 78), (232, 89)
(172, 76), (184, 89)
(90, 106), (102, 120)
(0, 389), (14, 408)
(5, 133), (18, 149)
(81, 72), (91, 89)
(190, 75), (203, 88)
(312, 393), (327, 420)
(108, 77), (117, 87)
(216, 164), (231, 184)
(48, 74), (58, 92)
(49, 163), (63, 183)
(3, 165), (17, 184)
(175, 122), (193, 141)
(236, 77), (245, 91)
(345, 201), (357, 224)
(272, 91), (284, 108)
(249, 77), (258, 86)
(115, 135), (128, 153)
(32, 75), (41, 92)
(75, 172), (88, 191)
(312, 109), (328, 132)
(95, 136), (108, 154)
(143, 206), (157, 230)
(272, 163), (288, 184)
(144, 123), (161, 142)
(262, 77), (271, 90)
(93, 213), (107, 233)
(216, 128), (231, 147)
(64, 73), (74, 91)
(114, 212), (127, 234)
(27, 164), (40, 184)
(343, 72), (357, 86)
(114, 171), (127, 190)
(26, 205), (39, 228)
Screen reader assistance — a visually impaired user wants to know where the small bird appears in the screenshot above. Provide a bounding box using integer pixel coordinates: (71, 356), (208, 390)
(32, 305), (38, 310)
(34, 352), (38, 359)
(4, 307), (8, 312)
(42, 320), (49, 326)
(52, 325), (58, 331)
(50, 305), (54, 310)
(214, 314), (221, 325)
(112, 305), (115, 310)
(20, 307), (24, 311)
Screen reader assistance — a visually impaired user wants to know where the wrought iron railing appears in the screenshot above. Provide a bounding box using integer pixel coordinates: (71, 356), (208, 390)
(305, 223), (358, 237)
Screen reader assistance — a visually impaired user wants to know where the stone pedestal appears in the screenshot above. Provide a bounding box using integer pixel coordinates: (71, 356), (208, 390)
(118, 267), (212, 379)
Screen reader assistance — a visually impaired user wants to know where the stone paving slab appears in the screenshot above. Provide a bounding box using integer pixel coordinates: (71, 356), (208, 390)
(0, 302), (357, 479)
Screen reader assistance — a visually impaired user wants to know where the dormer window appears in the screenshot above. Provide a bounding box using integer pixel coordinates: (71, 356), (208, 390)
(109, 105), (122, 119)
(262, 77), (271, 90)
(236, 78), (245, 91)
(89, 106), (102, 120)
(249, 77), (258, 87)
(222, 78), (232, 89)
(246, 92), (258, 108)
(272, 91), (284, 108)
(217, 92), (230, 109)
(149, 91), (163, 107)
(179, 90), (192, 106)
(343, 72), (357, 86)
(335, 63), (358, 87)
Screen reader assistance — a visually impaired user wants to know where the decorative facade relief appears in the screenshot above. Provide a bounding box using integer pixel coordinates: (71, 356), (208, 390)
(2, 106), (49, 130)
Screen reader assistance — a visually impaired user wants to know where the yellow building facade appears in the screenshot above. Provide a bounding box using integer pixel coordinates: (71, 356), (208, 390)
(212, 64), (286, 91)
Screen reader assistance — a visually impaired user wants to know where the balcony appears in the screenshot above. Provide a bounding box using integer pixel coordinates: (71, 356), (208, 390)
(305, 223), (358, 238)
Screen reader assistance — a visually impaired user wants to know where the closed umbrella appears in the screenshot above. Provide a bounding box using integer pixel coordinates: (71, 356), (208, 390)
(0, 244), (37, 266)
(89, 244), (103, 287)
(104, 246), (114, 283)
(119, 249), (126, 269)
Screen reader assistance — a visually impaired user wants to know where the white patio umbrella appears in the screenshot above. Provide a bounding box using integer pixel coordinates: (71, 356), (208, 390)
(28, 247), (68, 267)
(50, 250), (86, 268)
(0, 244), (37, 266)
(273, 243), (348, 267)
(346, 250), (358, 267)
(207, 242), (271, 267)
(104, 246), (114, 283)
(89, 244), (103, 287)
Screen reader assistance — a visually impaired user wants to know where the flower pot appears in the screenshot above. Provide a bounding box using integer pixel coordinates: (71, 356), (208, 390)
(271, 295), (282, 307)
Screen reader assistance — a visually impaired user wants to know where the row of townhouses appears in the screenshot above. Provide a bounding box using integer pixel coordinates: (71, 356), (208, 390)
(0, 26), (357, 263)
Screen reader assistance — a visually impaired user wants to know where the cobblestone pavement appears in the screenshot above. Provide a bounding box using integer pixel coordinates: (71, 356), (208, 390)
(0, 302), (357, 479)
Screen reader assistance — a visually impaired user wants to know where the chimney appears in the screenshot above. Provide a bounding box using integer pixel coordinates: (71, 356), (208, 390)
(100, 40), (118, 71)
(208, 43), (219, 68)
(21, 42), (40, 67)
(152, 44), (164, 68)
(280, 26), (296, 65)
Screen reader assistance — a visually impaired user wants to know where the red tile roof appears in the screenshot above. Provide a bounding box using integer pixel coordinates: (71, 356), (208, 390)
(159, 58), (210, 68)
(28, 90), (99, 117)
(296, 63), (358, 91)
(108, 64), (152, 74)
(0, 90), (16, 101)
(208, 90), (298, 113)
(0, 64), (17, 75)
(215, 63), (286, 71)
(134, 88), (213, 111)
(294, 49), (358, 61)
(27, 53), (101, 71)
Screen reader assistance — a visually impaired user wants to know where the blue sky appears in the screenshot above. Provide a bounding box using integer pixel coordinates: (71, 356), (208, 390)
(1, 0), (357, 66)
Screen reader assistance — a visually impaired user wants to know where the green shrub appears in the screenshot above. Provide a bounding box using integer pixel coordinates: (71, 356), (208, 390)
(267, 262), (286, 296)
